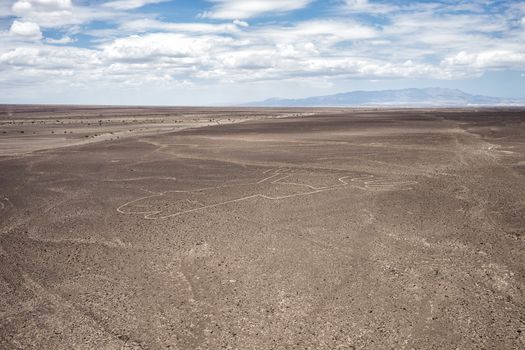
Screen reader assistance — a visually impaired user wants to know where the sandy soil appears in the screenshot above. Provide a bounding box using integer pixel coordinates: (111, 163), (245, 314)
(0, 107), (524, 349)
(0, 105), (323, 157)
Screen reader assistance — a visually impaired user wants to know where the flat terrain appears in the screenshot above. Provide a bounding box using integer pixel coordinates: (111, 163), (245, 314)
(0, 106), (524, 349)
(0, 105), (317, 156)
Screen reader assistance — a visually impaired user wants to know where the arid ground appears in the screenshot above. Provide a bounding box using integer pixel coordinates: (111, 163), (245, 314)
(0, 106), (524, 349)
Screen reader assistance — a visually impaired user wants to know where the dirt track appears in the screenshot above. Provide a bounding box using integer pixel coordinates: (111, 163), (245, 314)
(1, 107), (524, 349)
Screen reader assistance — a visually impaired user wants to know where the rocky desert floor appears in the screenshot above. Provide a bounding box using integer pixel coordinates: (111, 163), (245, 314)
(0, 106), (524, 349)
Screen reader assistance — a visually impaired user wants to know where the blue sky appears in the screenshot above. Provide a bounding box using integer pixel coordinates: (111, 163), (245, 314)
(1, 0), (525, 105)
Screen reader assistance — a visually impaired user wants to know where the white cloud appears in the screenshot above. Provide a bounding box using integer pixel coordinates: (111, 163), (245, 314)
(12, 1), (33, 13)
(10, 0), (132, 28)
(100, 32), (233, 62)
(233, 19), (248, 27)
(9, 20), (42, 40)
(119, 19), (242, 34)
(443, 50), (525, 69)
(252, 20), (378, 45)
(12, 0), (72, 12)
(46, 36), (76, 44)
(0, 46), (99, 73)
(202, 0), (312, 19)
(103, 0), (168, 10)
(342, 0), (395, 14)
(11, 0), (74, 24)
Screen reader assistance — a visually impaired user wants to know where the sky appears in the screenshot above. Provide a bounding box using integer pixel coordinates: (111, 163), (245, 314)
(1, 0), (525, 105)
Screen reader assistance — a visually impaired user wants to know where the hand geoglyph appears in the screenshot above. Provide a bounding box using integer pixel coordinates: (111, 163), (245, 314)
(117, 168), (416, 220)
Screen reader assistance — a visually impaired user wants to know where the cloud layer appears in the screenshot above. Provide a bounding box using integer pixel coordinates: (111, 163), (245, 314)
(201, 0), (313, 19)
(1, 0), (525, 103)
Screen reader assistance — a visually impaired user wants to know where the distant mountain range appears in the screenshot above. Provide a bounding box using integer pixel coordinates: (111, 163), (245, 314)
(245, 88), (525, 107)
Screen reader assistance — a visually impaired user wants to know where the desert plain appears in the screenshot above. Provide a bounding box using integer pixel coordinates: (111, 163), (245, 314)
(0, 106), (524, 349)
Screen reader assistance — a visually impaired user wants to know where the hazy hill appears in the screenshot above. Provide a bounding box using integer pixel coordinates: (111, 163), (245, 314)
(246, 88), (524, 107)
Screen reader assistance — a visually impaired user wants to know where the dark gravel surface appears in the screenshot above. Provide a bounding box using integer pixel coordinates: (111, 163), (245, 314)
(1, 108), (524, 349)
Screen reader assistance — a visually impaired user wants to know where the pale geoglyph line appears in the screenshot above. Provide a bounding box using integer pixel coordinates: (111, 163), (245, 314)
(256, 172), (284, 184)
(0, 196), (13, 211)
(116, 170), (417, 220)
(262, 168), (276, 174)
(103, 176), (178, 182)
(137, 187), (162, 195)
